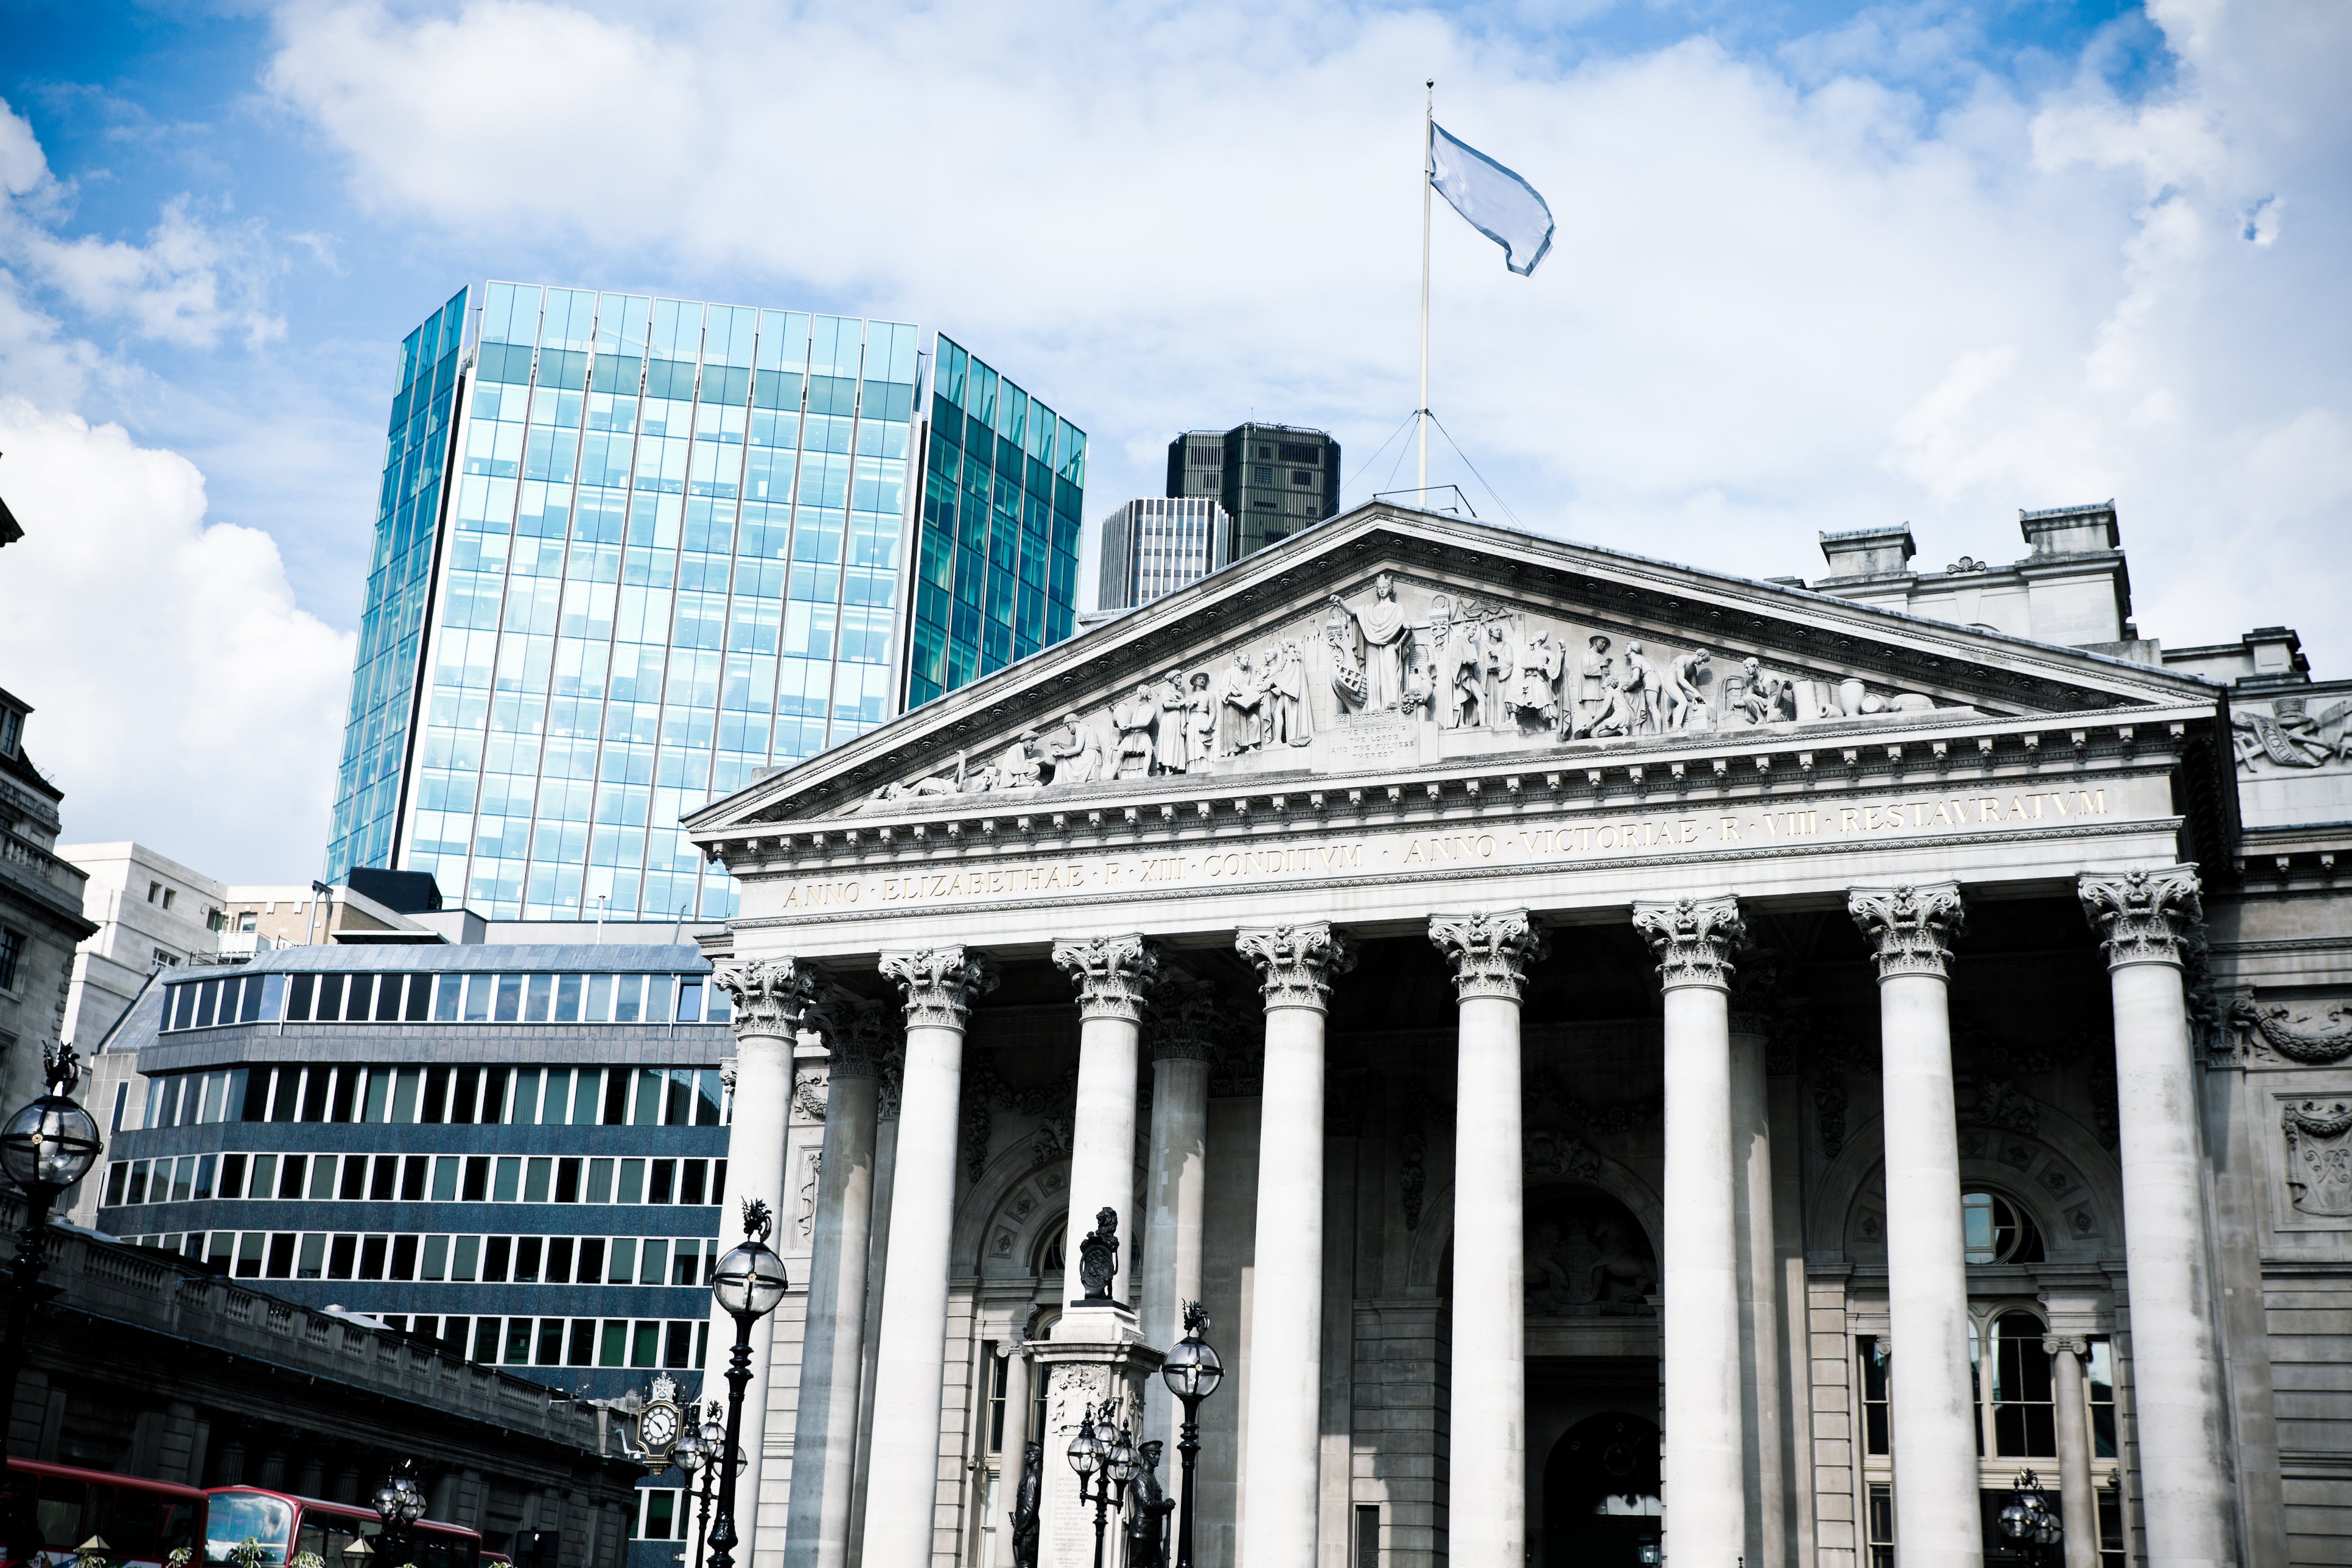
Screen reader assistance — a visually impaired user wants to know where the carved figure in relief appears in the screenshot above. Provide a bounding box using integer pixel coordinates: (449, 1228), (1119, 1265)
(1665, 647), (1712, 730)
(1266, 639), (1309, 746)
(1051, 712), (1104, 785)
(1738, 657), (1793, 725)
(1185, 673), (1217, 763)
(1573, 635), (1614, 738)
(1592, 643), (1650, 737)
(1622, 642), (1662, 732)
(999, 730), (1047, 789)
(1155, 671), (1191, 774)
(2233, 696), (2352, 772)
(1219, 653), (1264, 754)
(1113, 685), (1160, 778)
(1510, 625), (1564, 729)
(1429, 604), (1485, 730)
(1325, 573), (1412, 710)
(1475, 622), (1512, 727)
(1323, 603), (1370, 712)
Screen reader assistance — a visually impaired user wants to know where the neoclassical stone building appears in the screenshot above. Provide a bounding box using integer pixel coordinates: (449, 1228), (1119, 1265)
(685, 502), (2350, 1568)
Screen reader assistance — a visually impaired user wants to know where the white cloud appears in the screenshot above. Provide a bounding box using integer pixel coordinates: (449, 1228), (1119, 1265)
(0, 400), (355, 882)
(253, 1), (2352, 671)
(0, 98), (285, 351)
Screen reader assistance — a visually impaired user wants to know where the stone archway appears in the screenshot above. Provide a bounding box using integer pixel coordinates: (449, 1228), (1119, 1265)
(1541, 1410), (1662, 1568)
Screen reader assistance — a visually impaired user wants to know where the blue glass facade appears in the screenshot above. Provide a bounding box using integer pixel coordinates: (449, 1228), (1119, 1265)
(907, 336), (1083, 706)
(324, 289), (471, 883)
(94, 947), (730, 1404)
(323, 287), (1084, 918)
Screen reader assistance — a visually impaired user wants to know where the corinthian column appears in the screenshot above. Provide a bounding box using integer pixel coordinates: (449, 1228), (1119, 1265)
(1050, 934), (1161, 1314)
(1848, 884), (1980, 1568)
(1139, 981), (1217, 1457)
(1235, 923), (1354, 1568)
(1729, 972), (1787, 1568)
(1633, 896), (1750, 1567)
(858, 947), (996, 1568)
(709, 958), (824, 1547)
(1429, 909), (1547, 1568)
(2079, 866), (2236, 1567)
(783, 1012), (884, 1568)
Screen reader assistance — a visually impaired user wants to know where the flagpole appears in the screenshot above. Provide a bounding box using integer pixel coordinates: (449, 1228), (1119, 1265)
(1418, 79), (1433, 500)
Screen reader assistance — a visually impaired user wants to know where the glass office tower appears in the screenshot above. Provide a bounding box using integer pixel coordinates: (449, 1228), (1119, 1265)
(905, 335), (1083, 705)
(323, 285), (1082, 920)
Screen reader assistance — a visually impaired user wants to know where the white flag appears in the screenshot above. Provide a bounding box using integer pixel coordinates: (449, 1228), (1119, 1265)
(1430, 122), (1555, 276)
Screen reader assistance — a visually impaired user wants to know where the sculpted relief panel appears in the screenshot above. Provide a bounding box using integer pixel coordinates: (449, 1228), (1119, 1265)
(2232, 695), (2352, 775)
(867, 571), (1972, 806)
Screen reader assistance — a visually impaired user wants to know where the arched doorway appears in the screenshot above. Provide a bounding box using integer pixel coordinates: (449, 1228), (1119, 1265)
(1542, 1412), (1661, 1568)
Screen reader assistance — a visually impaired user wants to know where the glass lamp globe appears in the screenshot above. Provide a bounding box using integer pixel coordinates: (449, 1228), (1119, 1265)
(1161, 1332), (1223, 1403)
(699, 1407), (727, 1451)
(0, 1094), (102, 1195)
(1065, 1424), (1102, 1477)
(711, 1239), (790, 1322)
(372, 1483), (403, 1524)
(393, 1477), (427, 1525)
(1105, 1432), (1139, 1486)
(675, 1433), (704, 1475)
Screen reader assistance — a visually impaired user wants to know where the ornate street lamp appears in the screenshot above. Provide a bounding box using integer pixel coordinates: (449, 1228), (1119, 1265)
(1068, 1398), (1139, 1568)
(370, 1460), (428, 1566)
(0, 1045), (102, 1427)
(705, 1202), (789, 1568)
(1159, 1302), (1224, 1568)
(1998, 1469), (2062, 1566)
(675, 1401), (726, 1568)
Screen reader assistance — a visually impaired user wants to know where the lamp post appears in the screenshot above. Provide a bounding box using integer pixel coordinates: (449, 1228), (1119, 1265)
(0, 1043), (103, 1426)
(1158, 1302), (1224, 1568)
(706, 1202), (789, 1568)
(370, 1460), (427, 1566)
(1998, 1469), (2063, 1567)
(1067, 1398), (1140, 1568)
(676, 1402), (725, 1568)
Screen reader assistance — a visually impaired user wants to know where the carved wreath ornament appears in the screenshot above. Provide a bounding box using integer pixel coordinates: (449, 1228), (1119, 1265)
(2283, 1101), (2352, 1217)
(2231, 992), (2352, 1065)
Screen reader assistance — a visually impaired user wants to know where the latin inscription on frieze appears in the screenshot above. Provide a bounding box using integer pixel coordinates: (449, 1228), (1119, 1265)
(763, 784), (2137, 914)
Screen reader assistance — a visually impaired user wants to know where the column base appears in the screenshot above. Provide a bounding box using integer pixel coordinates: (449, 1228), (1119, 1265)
(1031, 1316), (1166, 1568)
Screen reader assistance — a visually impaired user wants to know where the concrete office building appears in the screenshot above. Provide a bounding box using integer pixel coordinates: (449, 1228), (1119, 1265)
(666, 497), (2352, 1567)
(322, 284), (1085, 923)
(1094, 496), (1232, 612)
(1166, 424), (1340, 562)
(75, 943), (734, 1409)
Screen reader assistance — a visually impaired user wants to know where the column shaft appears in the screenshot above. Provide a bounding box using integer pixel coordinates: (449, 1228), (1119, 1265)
(858, 949), (993, 1568)
(999, 1343), (1033, 1499)
(1636, 897), (1750, 1566)
(1731, 1021), (1787, 1568)
(1851, 884), (1981, 1568)
(1051, 936), (1158, 1313)
(783, 1058), (881, 1568)
(1237, 924), (1352, 1568)
(711, 959), (824, 1556)
(2082, 863), (2236, 1568)
(2048, 1338), (2098, 1568)
(1430, 909), (1545, 1568)
(1139, 1038), (1210, 1458)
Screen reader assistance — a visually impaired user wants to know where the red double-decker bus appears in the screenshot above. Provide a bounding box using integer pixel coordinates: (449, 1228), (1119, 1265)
(202, 1489), (478, 1568)
(1, 1459), (208, 1568)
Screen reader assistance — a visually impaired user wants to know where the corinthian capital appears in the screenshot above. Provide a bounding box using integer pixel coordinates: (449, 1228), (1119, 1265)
(2078, 865), (2203, 969)
(880, 946), (998, 1029)
(1051, 934), (1163, 1023)
(1236, 923), (1356, 1012)
(828, 999), (895, 1080)
(1848, 883), (1965, 980)
(712, 957), (824, 1038)
(1149, 979), (1222, 1063)
(1428, 910), (1549, 1002)
(1631, 896), (1746, 991)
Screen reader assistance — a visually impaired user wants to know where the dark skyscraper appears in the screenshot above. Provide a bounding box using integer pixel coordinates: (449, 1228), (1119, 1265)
(1164, 423), (1340, 562)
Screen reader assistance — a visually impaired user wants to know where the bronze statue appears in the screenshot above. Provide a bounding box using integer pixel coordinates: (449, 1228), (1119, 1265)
(1077, 1206), (1120, 1301)
(1124, 1439), (1175, 1568)
(1009, 1438), (1041, 1568)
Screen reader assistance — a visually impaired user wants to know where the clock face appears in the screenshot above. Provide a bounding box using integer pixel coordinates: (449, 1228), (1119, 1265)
(641, 1402), (680, 1452)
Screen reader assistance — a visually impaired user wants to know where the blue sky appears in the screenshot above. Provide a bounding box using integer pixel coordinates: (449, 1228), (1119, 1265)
(2, 0), (2347, 878)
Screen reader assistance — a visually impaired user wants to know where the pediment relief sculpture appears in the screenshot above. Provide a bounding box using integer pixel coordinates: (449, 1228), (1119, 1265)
(858, 570), (1990, 811)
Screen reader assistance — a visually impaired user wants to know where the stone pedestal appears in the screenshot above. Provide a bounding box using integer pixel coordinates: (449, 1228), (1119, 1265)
(1034, 1305), (1166, 1568)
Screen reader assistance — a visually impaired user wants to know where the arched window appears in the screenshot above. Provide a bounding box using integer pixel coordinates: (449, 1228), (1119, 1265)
(1961, 1191), (2045, 1264)
(1033, 1220), (1066, 1278)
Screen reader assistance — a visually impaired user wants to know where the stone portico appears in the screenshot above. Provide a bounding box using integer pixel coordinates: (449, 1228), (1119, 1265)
(683, 503), (2348, 1568)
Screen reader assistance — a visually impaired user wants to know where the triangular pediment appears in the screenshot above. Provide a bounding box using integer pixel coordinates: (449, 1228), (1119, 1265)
(685, 505), (2215, 836)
